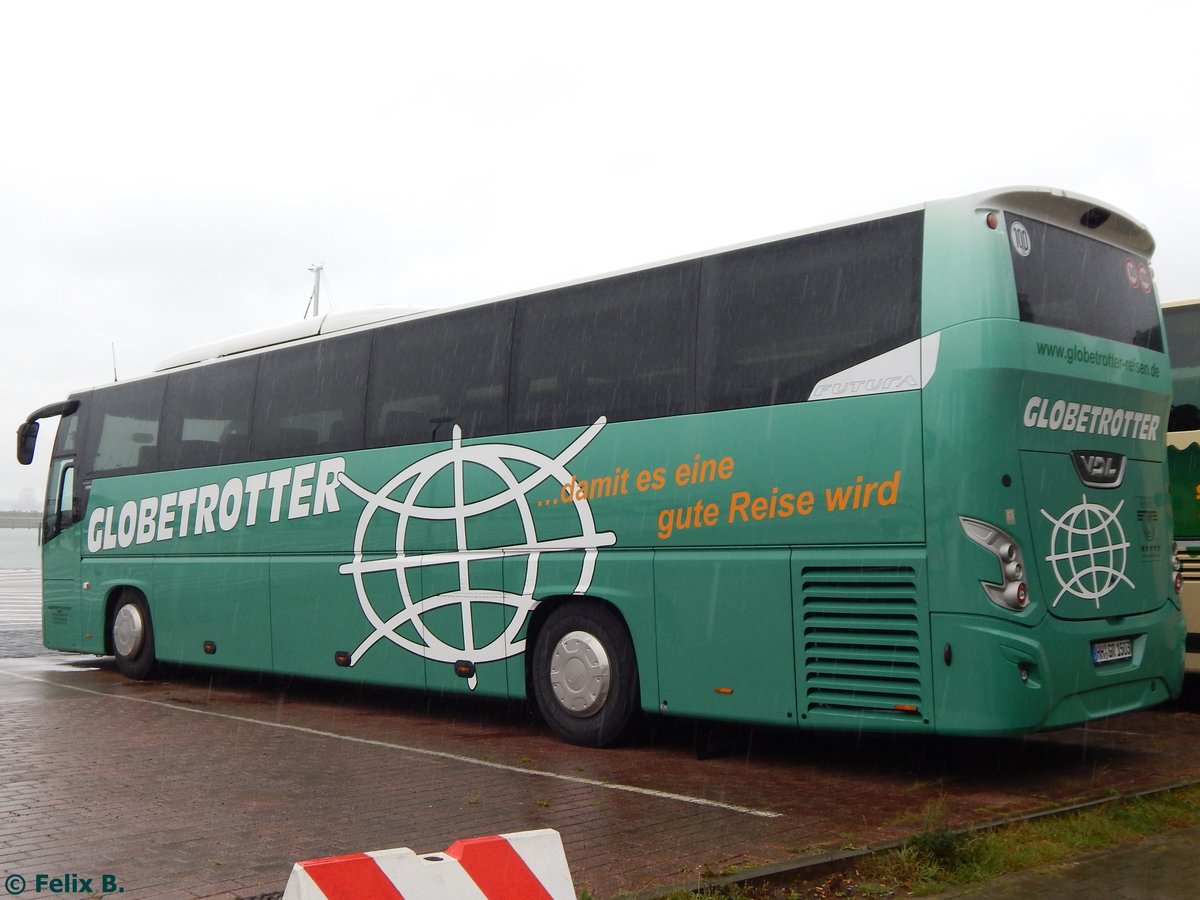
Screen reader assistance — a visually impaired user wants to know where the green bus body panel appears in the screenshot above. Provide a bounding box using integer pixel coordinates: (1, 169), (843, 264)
(1169, 436), (1200, 539)
(919, 195), (1021, 334)
(655, 549), (796, 725)
(154, 557), (272, 668)
(42, 527), (82, 650)
(922, 332), (1172, 631)
(1021, 454), (1170, 620)
(270, 555), (427, 691)
(917, 194), (1180, 728)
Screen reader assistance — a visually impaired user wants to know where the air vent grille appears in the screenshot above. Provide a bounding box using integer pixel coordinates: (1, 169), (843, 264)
(800, 565), (924, 720)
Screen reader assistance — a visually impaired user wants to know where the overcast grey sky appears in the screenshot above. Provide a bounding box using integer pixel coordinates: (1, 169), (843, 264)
(4, 0), (1199, 508)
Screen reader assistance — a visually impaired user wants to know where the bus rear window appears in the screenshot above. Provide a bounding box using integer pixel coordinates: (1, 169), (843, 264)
(1008, 214), (1163, 351)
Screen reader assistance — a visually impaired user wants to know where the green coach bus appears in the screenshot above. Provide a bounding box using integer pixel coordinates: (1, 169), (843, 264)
(17, 187), (1184, 746)
(1162, 298), (1200, 672)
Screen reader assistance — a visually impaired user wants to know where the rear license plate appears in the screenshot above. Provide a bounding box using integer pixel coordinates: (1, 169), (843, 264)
(1092, 638), (1133, 665)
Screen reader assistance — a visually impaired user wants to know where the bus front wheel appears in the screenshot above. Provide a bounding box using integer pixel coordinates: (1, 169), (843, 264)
(111, 593), (157, 680)
(531, 601), (638, 747)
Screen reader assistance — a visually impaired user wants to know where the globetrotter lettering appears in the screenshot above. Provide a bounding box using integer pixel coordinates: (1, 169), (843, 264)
(1022, 396), (1161, 442)
(86, 457), (346, 553)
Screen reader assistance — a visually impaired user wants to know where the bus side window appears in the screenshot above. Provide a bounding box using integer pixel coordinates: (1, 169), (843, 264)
(366, 302), (515, 447)
(251, 331), (370, 459)
(510, 262), (698, 432)
(697, 212), (923, 412)
(79, 377), (167, 479)
(160, 356), (258, 469)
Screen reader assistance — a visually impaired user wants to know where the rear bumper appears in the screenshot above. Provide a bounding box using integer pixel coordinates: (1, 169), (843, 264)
(929, 605), (1185, 736)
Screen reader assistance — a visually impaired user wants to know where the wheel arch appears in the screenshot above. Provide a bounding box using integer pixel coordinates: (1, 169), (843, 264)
(523, 594), (634, 697)
(103, 584), (150, 656)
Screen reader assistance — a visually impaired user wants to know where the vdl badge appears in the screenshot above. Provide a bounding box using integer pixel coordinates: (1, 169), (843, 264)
(1070, 449), (1126, 489)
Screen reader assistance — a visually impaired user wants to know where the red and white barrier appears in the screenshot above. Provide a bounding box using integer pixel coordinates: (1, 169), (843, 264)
(281, 828), (576, 900)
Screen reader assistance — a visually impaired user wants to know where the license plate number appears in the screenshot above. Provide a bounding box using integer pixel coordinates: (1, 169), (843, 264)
(1092, 638), (1133, 665)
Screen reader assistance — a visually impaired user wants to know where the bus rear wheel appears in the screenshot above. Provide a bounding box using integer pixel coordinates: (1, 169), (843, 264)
(111, 593), (157, 680)
(531, 601), (638, 747)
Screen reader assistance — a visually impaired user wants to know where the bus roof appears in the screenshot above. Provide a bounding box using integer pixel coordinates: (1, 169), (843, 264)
(972, 186), (1153, 256)
(1162, 297), (1200, 310)
(153, 306), (423, 371)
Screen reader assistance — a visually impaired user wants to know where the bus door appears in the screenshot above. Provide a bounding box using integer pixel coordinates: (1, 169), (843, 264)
(18, 400), (85, 649)
(42, 450), (85, 649)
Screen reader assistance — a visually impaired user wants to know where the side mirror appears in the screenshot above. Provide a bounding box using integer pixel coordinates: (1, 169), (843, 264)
(16, 420), (39, 466)
(16, 399), (78, 466)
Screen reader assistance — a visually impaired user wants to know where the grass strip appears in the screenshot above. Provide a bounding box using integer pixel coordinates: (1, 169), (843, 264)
(646, 782), (1200, 899)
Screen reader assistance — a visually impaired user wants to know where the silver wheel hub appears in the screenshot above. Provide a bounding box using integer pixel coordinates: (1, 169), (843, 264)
(113, 604), (145, 658)
(549, 630), (611, 718)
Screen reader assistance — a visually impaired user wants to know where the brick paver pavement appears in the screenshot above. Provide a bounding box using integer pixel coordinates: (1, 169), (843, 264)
(2, 654), (1200, 899)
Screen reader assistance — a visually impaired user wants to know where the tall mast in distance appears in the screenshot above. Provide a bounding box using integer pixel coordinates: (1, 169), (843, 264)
(307, 264), (323, 318)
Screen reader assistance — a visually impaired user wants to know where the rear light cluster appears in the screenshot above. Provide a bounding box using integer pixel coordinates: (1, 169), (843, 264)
(960, 516), (1030, 611)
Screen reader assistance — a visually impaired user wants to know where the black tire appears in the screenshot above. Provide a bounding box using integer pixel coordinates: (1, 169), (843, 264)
(531, 601), (639, 747)
(110, 592), (157, 680)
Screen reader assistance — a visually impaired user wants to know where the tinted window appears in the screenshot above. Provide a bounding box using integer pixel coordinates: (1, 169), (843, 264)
(367, 303), (514, 446)
(1010, 214), (1163, 351)
(697, 212), (923, 411)
(52, 398), (82, 457)
(159, 357), (258, 469)
(80, 377), (167, 478)
(47, 398), (84, 539)
(251, 332), (370, 459)
(511, 261), (698, 432)
(1165, 303), (1200, 430)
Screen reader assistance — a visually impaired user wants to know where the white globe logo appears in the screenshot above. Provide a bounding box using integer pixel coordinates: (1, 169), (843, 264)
(1041, 494), (1134, 608)
(337, 418), (616, 688)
